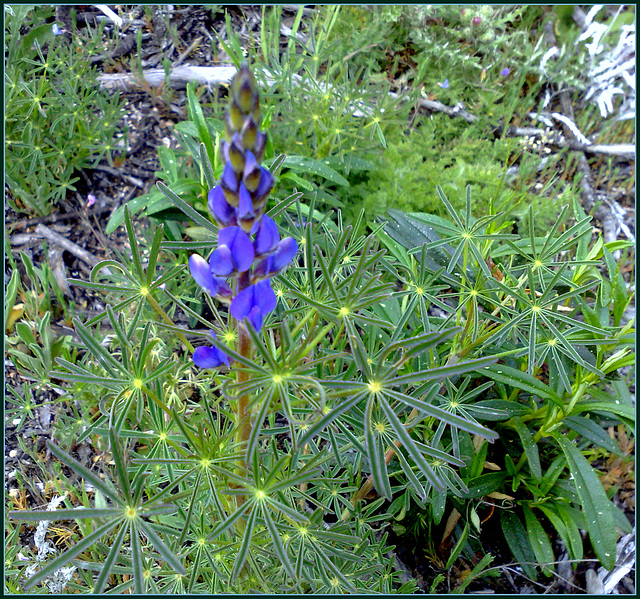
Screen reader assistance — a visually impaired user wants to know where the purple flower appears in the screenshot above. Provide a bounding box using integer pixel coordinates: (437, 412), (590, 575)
(472, 16), (482, 26)
(209, 226), (255, 276)
(208, 186), (237, 227)
(254, 237), (298, 280)
(230, 280), (277, 331)
(500, 67), (511, 77)
(252, 167), (274, 206)
(437, 79), (449, 89)
(189, 254), (220, 296)
(254, 215), (280, 255)
(193, 332), (229, 369)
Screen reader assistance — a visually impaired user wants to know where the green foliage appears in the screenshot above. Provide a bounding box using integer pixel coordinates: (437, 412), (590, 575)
(6, 6), (634, 593)
(344, 117), (516, 218)
(381, 187), (634, 579)
(10, 179), (634, 591)
(5, 5), (125, 215)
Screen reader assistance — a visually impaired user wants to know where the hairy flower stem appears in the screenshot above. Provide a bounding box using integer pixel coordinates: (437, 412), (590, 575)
(235, 272), (252, 508)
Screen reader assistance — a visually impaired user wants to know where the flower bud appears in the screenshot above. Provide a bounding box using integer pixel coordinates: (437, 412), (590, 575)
(242, 151), (262, 192)
(240, 118), (258, 151)
(208, 185), (237, 227)
(228, 101), (244, 132)
(227, 137), (246, 174)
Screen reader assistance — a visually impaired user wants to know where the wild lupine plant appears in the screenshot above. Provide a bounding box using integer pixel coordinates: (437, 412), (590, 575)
(187, 66), (297, 468)
(8, 62), (632, 593)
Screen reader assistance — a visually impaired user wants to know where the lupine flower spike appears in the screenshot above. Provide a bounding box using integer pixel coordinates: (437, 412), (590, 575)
(189, 64), (298, 368)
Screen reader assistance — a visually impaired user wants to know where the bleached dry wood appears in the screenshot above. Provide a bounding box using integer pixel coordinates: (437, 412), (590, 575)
(96, 65), (237, 91)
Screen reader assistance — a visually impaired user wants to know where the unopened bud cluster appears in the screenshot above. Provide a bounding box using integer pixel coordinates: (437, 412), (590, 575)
(189, 64), (298, 368)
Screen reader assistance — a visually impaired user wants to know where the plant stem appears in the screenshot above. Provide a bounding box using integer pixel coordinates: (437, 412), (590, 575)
(143, 290), (195, 352)
(235, 271), (252, 506)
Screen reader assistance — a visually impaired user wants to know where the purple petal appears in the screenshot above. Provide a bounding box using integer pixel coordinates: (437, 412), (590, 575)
(209, 245), (234, 276)
(253, 167), (274, 204)
(254, 132), (266, 162)
(253, 256), (273, 280)
(238, 183), (255, 220)
(243, 151), (262, 192)
(437, 79), (449, 89)
(221, 162), (238, 192)
(219, 226), (255, 272)
(193, 342), (229, 368)
(254, 215), (280, 255)
(189, 254), (219, 296)
(230, 285), (256, 321)
(500, 67), (511, 77)
(208, 186), (236, 226)
(254, 280), (277, 314)
(271, 237), (298, 271)
(247, 305), (263, 331)
(215, 277), (233, 299)
(230, 280), (277, 324)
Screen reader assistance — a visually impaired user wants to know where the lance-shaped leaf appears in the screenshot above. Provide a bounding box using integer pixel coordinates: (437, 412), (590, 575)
(556, 435), (617, 570)
(364, 396), (393, 500)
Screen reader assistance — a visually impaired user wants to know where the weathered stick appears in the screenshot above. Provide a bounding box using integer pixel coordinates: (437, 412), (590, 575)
(34, 224), (105, 269)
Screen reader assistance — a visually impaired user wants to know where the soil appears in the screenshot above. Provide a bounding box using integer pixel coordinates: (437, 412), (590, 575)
(5, 5), (635, 594)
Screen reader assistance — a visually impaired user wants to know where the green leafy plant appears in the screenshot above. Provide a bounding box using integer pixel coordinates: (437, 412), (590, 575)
(5, 5), (125, 215)
(7, 42), (633, 594)
(380, 187), (634, 579)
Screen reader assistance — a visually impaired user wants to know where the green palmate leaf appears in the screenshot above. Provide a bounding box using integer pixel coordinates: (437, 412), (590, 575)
(72, 318), (127, 377)
(137, 520), (186, 576)
(571, 400), (635, 426)
(231, 506), (259, 580)
(262, 509), (296, 580)
(377, 327), (459, 367)
(47, 440), (121, 503)
(556, 435), (617, 570)
(186, 82), (215, 161)
(109, 426), (131, 499)
(365, 396), (393, 500)
(5, 268), (20, 328)
(461, 472), (508, 499)
(512, 417), (541, 480)
(8, 507), (121, 521)
(384, 388), (498, 441)
(452, 553), (494, 594)
(199, 142), (216, 191)
(446, 521), (470, 569)
(378, 397), (444, 491)
(404, 355), (498, 389)
(500, 510), (538, 580)
(297, 391), (367, 448)
(522, 506), (554, 577)
(483, 363), (562, 407)
(130, 521), (145, 595)
(93, 522), (129, 594)
(282, 155), (350, 186)
(470, 399), (526, 419)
